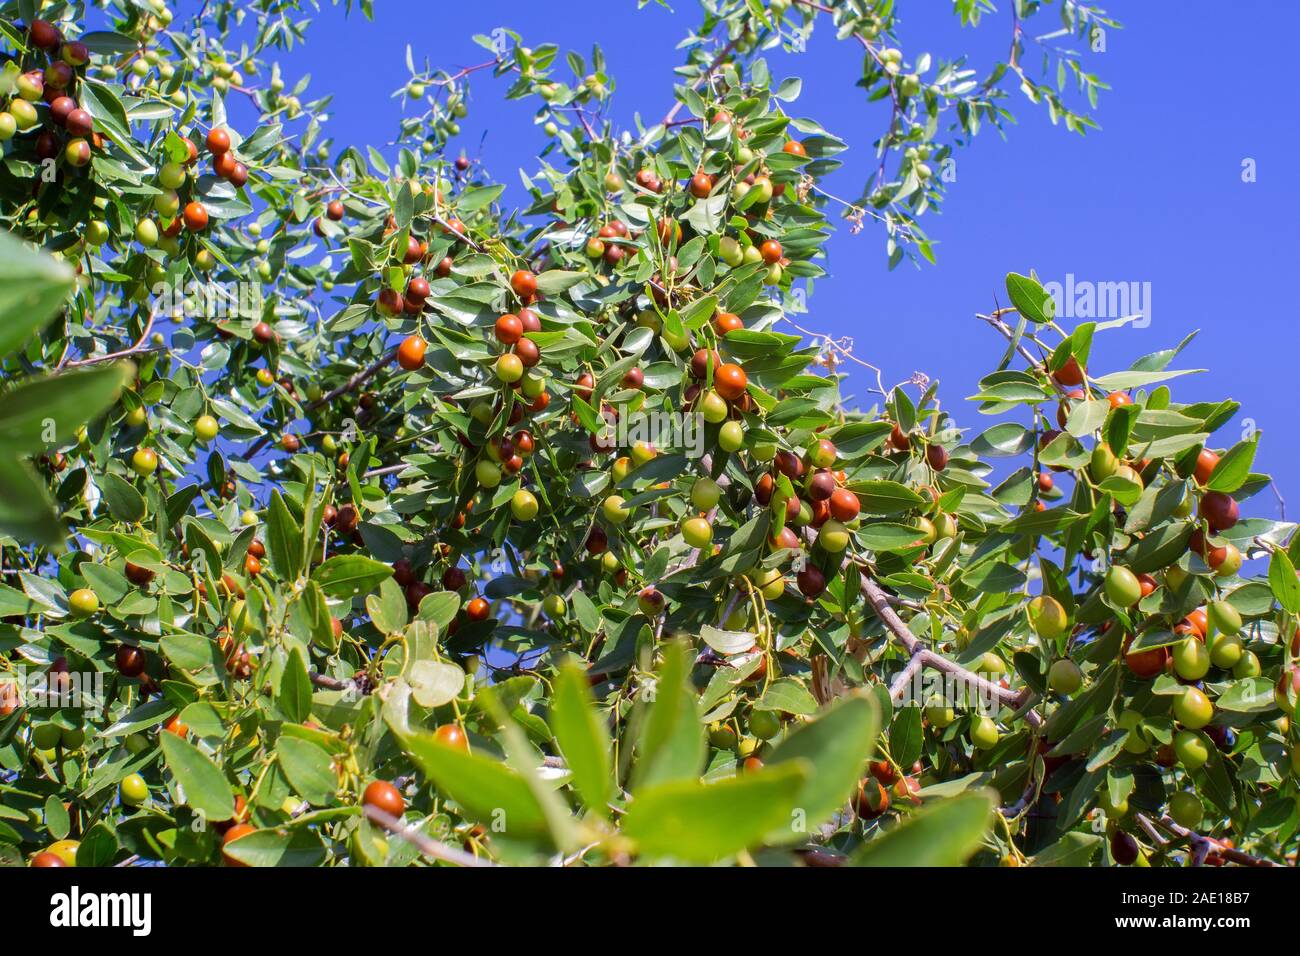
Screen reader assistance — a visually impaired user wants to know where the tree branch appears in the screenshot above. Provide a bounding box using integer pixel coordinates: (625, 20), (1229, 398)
(363, 805), (495, 867)
(661, 33), (744, 128)
(243, 347), (397, 458)
(859, 573), (1043, 729)
(887, 649), (926, 699)
(60, 310), (158, 370)
(309, 346), (399, 415)
(1137, 812), (1282, 868)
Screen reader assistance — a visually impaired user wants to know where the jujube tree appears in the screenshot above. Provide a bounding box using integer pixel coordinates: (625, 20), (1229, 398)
(1, 0), (1295, 869)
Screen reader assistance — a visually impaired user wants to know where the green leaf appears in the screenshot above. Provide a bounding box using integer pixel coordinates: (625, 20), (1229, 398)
(889, 704), (924, 771)
(1214, 678), (1275, 714)
(0, 229), (75, 360)
(399, 729), (552, 841)
(534, 270), (585, 295)
(82, 563), (129, 604)
(278, 646), (313, 723)
(569, 588), (602, 634)
(1269, 548), (1300, 614)
(160, 631), (222, 676)
(1006, 273), (1053, 324)
(75, 822), (120, 867)
(416, 591), (460, 630)
(474, 685), (578, 851)
(857, 522), (929, 552)
(1065, 400), (1109, 438)
(0, 364), (131, 453)
(764, 694), (880, 841)
(78, 77), (149, 167)
(754, 678), (820, 716)
(266, 489), (303, 581)
(44, 794), (69, 839)
(291, 581), (337, 650)
(1032, 832), (1102, 866)
(0, 582), (38, 617)
(366, 576), (409, 634)
(311, 554), (392, 598)
(971, 422), (1035, 457)
(1207, 436), (1258, 494)
(222, 827), (328, 867)
(99, 698), (174, 737)
(99, 472), (147, 523)
(406, 659), (464, 708)
(550, 661), (615, 816)
(159, 732), (235, 821)
(1091, 368), (1204, 391)
(632, 640), (705, 792)
(849, 790), (997, 866)
(79, 31), (139, 55)
(623, 761), (809, 863)
(0, 456), (62, 546)
(850, 480), (926, 514)
(275, 736), (336, 806)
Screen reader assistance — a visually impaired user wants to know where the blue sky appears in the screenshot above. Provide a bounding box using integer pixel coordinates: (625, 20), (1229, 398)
(259, 0), (1299, 516)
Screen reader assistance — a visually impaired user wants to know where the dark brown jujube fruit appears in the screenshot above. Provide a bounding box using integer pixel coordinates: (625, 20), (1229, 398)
(115, 644), (146, 678)
(124, 561), (155, 586)
(1199, 491), (1239, 532)
(797, 565), (826, 598)
(1110, 831), (1139, 865)
(808, 470), (836, 502)
(775, 450), (804, 480)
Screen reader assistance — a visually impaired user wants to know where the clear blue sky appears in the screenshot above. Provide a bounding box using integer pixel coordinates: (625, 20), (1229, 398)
(256, 0), (1299, 515)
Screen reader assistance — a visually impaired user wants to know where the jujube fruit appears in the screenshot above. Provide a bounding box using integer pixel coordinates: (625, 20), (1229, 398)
(434, 724), (469, 751)
(397, 335), (427, 371)
(207, 128), (232, 154)
(362, 780), (405, 817)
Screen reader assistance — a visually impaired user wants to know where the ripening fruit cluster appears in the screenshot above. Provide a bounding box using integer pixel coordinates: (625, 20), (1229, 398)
(3, 22), (99, 202)
(1003, 356), (1296, 861)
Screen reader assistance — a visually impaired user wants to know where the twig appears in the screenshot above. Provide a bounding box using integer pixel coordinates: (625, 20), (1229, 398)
(1139, 813), (1281, 868)
(243, 347), (396, 458)
(60, 310), (158, 369)
(887, 649), (927, 699)
(363, 463), (410, 480)
(428, 58), (501, 88)
(977, 309), (1043, 371)
(661, 33), (744, 128)
(779, 316), (888, 397)
(859, 573), (1043, 729)
(999, 782), (1038, 819)
(309, 671), (350, 691)
(1269, 479), (1287, 520)
(363, 805), (495, 867)
(429, 211), (486, 254)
